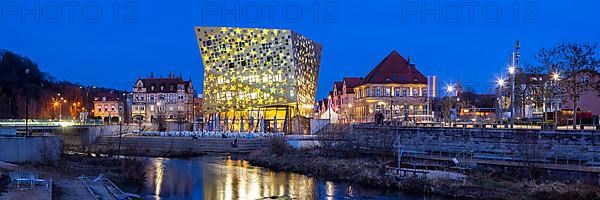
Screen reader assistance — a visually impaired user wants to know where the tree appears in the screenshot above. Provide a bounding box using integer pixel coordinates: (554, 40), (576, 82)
(537, 42), (600, 129)
(0, 50), (48, 118)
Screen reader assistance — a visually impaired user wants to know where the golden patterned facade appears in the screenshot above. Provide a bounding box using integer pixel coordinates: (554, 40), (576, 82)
(195, 27), (322, 133)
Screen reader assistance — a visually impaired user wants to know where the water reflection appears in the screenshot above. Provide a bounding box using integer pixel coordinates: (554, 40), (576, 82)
(143, 156), (426, 200)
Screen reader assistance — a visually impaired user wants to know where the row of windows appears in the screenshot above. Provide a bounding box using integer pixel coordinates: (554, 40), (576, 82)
(143, 85), (185, 91)
(356, 87), (427, 98)
(143, 105), (186, 112)
(134, 94), (188, 101)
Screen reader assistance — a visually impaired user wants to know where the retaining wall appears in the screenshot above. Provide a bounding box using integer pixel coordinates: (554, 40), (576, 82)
(90, 136), (270, 156)
(0, 136), (62, 163)
(348, 125), (600, 168)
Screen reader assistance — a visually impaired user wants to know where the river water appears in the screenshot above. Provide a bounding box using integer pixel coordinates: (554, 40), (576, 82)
(141, 156), (429, 200)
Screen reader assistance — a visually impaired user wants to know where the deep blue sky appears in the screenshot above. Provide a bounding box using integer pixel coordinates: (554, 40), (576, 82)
(2, 0), (599, 99)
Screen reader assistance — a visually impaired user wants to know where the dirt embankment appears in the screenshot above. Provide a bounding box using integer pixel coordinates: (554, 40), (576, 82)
(244, 148), (600, 200)
(14, 155), (149, 200)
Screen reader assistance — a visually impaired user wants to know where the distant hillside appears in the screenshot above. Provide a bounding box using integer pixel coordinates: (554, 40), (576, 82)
(0, 50), (125, 119)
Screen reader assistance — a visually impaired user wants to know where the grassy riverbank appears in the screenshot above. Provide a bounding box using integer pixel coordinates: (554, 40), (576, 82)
(244, 147), (600, 200)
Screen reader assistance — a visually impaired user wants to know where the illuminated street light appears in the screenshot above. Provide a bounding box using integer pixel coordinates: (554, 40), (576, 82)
(552, 72), (560, 81)
(445, 84), (455, 93)
(497, 77), (507, 125)
(496, 78), (506, 87)
(508, 66), (516, 74)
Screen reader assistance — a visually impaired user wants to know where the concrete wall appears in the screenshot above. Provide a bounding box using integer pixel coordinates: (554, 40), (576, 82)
(348, 125), (600, 166)
(0, 127), (16, 136)
(0, 136), (62, 163)
(57, 125), (136, 150)
(90, 136), (270, 156)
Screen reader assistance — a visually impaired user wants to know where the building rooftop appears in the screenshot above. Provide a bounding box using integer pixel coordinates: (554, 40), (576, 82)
(134, 73), (193, 93)
(360, 50), (427, 85)
(343, 77), (362, 93)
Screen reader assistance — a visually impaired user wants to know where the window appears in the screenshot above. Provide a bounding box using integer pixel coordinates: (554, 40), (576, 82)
(413, 89), (419, 96)
(367, 88), (373, 97)
(395, 88), (400, 96)
(384, 88), (391, 96)
(375, 88), (381, 96)
(403, 89), (408, 97)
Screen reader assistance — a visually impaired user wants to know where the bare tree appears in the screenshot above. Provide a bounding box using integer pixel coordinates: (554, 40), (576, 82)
(516, 132), (544, 179)
(536, 42), (600, 129)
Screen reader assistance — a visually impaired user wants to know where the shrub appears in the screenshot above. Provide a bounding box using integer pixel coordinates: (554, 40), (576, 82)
(270, 136), (289, 156)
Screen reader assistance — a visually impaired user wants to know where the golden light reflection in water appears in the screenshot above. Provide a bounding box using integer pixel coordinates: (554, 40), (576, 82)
(152, 158), (165, 200)
(145, 157), (401, 200)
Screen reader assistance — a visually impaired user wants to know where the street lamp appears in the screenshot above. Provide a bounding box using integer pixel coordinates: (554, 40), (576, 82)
(551, 72), (561, 129)
(25, 69), (30, 136)
(446, 84), (456, 127)
(446, 84), (455, 95)
(497, 78), (506, 126)
(509, 66), (516, 128)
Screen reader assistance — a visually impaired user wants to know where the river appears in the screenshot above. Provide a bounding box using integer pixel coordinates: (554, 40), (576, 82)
(141, 156), (430, 200)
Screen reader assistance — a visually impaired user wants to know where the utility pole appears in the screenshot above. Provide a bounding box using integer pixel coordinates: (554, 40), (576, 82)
(25, 69), (30, 136)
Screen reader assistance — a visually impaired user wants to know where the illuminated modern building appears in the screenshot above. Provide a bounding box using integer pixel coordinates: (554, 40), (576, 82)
(195, 27), (322, 133)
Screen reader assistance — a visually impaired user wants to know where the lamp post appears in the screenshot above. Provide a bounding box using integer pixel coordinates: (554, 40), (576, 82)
(446, 84), (455, 127)
(52, 93), (66, 122)
(25, 69), (30, 136)
(509, 66), (516, 129)
(497, 78), (506, 126)
(552, 72), (560, 129)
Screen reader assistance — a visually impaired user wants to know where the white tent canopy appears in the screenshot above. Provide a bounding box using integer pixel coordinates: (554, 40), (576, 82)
(320, 108), (339, 123)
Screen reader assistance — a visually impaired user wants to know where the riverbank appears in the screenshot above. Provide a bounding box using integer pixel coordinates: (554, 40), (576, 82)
(244, 148), (600, 200)
(5, 154), (148, 199)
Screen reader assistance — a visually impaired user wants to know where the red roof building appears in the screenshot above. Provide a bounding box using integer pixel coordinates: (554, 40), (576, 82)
(352, 50), (432, 123)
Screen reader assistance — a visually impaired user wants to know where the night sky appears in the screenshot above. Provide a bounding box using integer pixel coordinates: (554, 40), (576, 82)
(2, 0), (599, 99)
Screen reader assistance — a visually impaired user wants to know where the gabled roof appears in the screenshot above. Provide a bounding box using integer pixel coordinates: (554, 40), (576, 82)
(343, 77), (362, 93)
(360, 50), (427, 85)
(333, 81), (343, 95)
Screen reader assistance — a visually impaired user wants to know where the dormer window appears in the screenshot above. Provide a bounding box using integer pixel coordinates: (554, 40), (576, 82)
(151, 86), (155, 91)
(170, 85), (174, 90)
(160, 85), (164, 90)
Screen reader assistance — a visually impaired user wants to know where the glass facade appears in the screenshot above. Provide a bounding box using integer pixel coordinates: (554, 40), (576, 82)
(196, 27), (322, 133)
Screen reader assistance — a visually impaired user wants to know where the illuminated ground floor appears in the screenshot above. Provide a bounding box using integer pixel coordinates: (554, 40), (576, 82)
(352, 97), (433, 123)
(204, 105), (309, 134)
